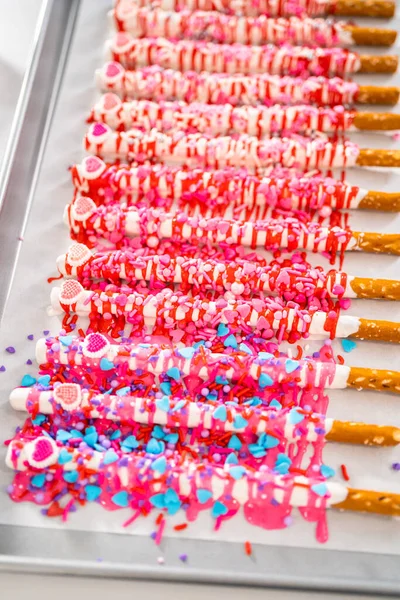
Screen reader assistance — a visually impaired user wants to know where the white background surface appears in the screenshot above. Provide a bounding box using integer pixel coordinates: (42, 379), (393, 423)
(0, 0), (398, 597)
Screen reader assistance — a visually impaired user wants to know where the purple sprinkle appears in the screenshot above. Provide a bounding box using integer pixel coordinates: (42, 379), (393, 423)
(179, 554), (188, 562)
(43, 330), (50, 336)
(0, 366), (6, 372)
(27, 335), (34, 341)
(6, 347), (15, 354)
(283, 516), (293, 527)
(392, 463), (400, 471)
(6, 485), (13, 494)
(150, 531), (157, 540)
(26, 359), (33, 365)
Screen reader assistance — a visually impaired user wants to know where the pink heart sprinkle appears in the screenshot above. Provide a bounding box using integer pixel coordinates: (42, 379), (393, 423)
(92, 123), (108, 137)
(32, 439), (54, 463)
(68, 243), (91, 264)
(84, 156), (103, 173)
(257, 316), (269, 330)
(54, 384), (80, 406)
(106, 62), (122, 78)
(237, 304), (251, 319)
(224, 310), (237, 324)
(86, 333), (109, 354)
(103, 93), (120, 111)
(61, 280), (83, 301)
(218, 222), (230, 235)
(252, 299), (264, 313)
(74, 196), (96, 216)
(116, 32), (131, 47)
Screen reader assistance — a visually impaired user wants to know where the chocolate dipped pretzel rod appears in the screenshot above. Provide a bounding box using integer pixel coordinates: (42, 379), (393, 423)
(115, 0), (396, 19)
(32, 333), (400, 395)
(72, 158), (400, 213)
(84, 125), (400, 170)
(89, 95), (400, 135)
(50, 281), (400, 344)
(10, 384), (400, 447)
(111, 6), (397, 47)
(64, 200), (400, 259)
(106, 34), (398, 77)
(56, 243), (400, 302)
(6, 435), (400, 519)
(97, 63), (400, 106)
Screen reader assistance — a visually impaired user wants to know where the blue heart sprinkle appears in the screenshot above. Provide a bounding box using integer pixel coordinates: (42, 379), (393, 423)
(288, 408), (304, 425)
(171, 399), (186, 413)
(151, 456), (167, 474)
(224, 334), (238, 349)
(227, 434), (242, 451)
(123, 435), (139, 449)
(233, 415), (248, 429)
(146, 438), (163, 455)
(225, 452), (239, 465)
(258, 352), (273, 361)
(276, 453), (291, 465)
(216, 375), (228, 385)
(285, 359), (300, 374)
(259, 373), (273, 388)
(84, 432), (98, 448)
(32, 414), (46, 426)
(213, 405), (227, 422)
(70, 429), (84, 439)
(110, 430), (121, 440)
(21, 374), (36, 388)
(248, 444), (267, 458)
(103, 449), (119, 465)
(150, 493), (166, 509)
(178, 347), (196, 359)
(58, 449), (72, 464)
(111, 491), (129, 507)
(320, 464), (336, 478)
(196, 489), (213, 504)
(341, 339), (357, 353)
(100, 358), (114, 371)
(239, 343), (252, 355)
(167, 501), (181, 516)
(57, 430), (72, 442)
(156, 396), (170, 413)
(164, 433), (178, 444)
(37, 375), (51, 387)
(229, 466), (246, 480)
(311, 483), (328, 497)
(217, 323), (229, 337)
(59, 336), (73, 347)
(165, 488), (180, 505)
(264, 434), (280, 449)
(211, 500), (228, 518)
(63, 471), (79, 484)
(85, 485), (101, 501)
(166, 367), (180, 381)
(116, 386), (130, 397)
(160, 381), (171, 395)
(270, 399), (282, 410)
(274, 462), (290, 475)
(31, 474), (46, 488)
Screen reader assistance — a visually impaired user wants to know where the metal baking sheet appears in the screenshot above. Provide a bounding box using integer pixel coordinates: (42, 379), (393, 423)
(0, 0), (400, 594)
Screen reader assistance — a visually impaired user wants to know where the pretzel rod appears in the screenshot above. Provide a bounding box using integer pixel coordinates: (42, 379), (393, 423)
(7, 435), (400, 518)
(50, 280), (400, 344)
(56, 243), (400, 302)
(97, 63), (400, 106)
(114, 0), (396, 20)
(35, 334), (400, 395)
(64, 201), (400, 260)
(72, 158), (400, 213)
(105, 35), (398, 77)
(9, 385), (400, 447)
(110, 6), (397, 47)
(89, 95), (400, 135)
(85, 125), (400, 170)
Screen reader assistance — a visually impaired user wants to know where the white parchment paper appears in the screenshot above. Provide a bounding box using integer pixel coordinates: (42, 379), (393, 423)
(0, 0), (399, 554)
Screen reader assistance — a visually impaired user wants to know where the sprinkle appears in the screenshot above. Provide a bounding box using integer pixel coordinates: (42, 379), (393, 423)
(178, 347), (196, 359)
(285, 359), (300, 374)
(85, 485), (102, 501)
(99, 358), (114, 371)
(21, 374), (36, 387)
(160, 381), (171, 395)
(179, 554), (188, 562)
(392, 463), (400, 471)
(311, 483), (328, 497)
(211, 501), (228, 518)
(269, 399), (282, 410)
(225, 452), (239, 465)
(27, 335), (34, 341)
(217, 323), (229, 337)
(227, 434), (242, 451)
(5, 347), (15, 354)
(230, 466), (246, 480)
(166, 366), (180, 381)
(341, 339), (357, 353)
(320, 465), (335, 478)
(224, 334), (238, 349)
(122, 435), (139, 449)
(151, 456), (167, 474)
(112, 491), (129, 507)
(288, 408), (304, 425)
(63, 471), (79, 484)
(244, 541), (252, 556)
(26, 359), (32, 365)
(58, 449), (72, 464)
(239, 343), (252, 355)
(157, 557), (165, 565)
(103, 449), (119, 464)
(259, 373), (273, 388)
(0, 366), (5, 372)
(31, 474), (46, 488)
(233, 415), (248, 429)
(156, 396), (170, 412)
(37, 375), (51, 387)
(174, 523), (188, 531)
(196, 489), (213, 504)
(59, 336), (73, 347)
(213, 405), (227, 421)
(341, 464), (350, 481)
(32, 414), (46, 426)
(116, 386), (131, 396)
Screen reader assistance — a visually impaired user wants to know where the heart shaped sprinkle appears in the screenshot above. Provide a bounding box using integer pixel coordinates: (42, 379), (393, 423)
(72, 196), (96, 221)
(27, 436), (58, 468)
(102, 93), (121, 111)
(54, 383), (82, 412)
(91, 123), (108, 138)
(83, 155), (105, 176)
(66, 243), (92, 267)
(59, 279), (84, 305)
(83, 333), (110, 359)
(105, 61), (122, 78)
